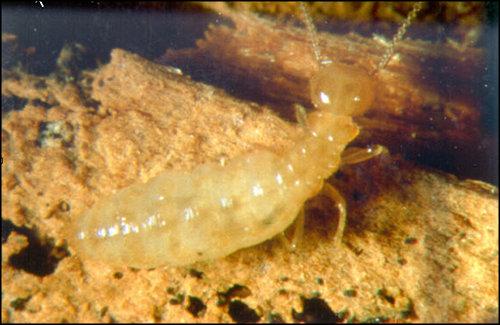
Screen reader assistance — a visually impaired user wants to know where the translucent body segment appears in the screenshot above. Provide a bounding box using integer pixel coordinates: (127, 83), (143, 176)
(341, 145), (389, 166)
(69, 114), (359, 268)
(70, 154), (301, 268)
(309, 63), (375, 116)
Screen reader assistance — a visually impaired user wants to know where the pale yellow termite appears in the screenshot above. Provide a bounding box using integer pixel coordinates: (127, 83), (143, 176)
(68, 3), (423, 268)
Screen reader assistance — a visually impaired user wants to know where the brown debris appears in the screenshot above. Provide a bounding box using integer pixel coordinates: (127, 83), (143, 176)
(2, 20), (498, 324)
(219, 2), (486, 27)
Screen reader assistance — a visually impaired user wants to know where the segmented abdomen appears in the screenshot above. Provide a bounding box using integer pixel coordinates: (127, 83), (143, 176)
(70, 114), (358, 268)
(71, 151), (312, 268)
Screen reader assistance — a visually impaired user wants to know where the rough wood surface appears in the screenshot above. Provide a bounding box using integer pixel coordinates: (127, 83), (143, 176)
(1, 9), (498, 323)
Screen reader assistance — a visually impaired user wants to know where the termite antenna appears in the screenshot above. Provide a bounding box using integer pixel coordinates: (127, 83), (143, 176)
(374, 1), (425, 74)
(299, 2), (324, 67)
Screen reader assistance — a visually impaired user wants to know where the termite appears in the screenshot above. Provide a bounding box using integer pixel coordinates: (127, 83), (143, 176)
(68, 3), (423, 268)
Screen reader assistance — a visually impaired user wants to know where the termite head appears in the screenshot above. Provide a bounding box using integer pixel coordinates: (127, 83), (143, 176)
(309, 62), (375, 117)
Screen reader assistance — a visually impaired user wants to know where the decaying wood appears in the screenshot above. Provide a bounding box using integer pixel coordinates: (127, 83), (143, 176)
(159, 6), (489, 178)
(2, 39), (498, 323)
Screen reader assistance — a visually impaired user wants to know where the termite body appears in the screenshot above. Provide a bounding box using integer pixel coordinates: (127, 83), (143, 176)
(69, 62), (375, 268)
(69, 3), (422, 268)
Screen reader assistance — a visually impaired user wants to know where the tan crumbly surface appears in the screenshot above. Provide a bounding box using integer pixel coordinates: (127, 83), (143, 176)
(2, 10), (498, 324)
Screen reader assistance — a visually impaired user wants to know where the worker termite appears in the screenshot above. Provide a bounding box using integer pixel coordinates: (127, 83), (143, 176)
(68, 3), (424, 268)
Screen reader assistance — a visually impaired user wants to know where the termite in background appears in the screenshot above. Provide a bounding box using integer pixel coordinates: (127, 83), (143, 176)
(68, 3), (424, 268)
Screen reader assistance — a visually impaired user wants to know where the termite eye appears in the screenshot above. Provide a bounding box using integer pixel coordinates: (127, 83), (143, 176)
(310, 63), (375, 117)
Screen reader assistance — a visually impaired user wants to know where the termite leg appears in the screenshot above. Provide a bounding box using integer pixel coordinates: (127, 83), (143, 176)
(341, 144), (388, 166)
(278, 206), (305, 251)
(321, 183), (347, 246)
(291, 206), (305, 250)
(294, 103), (308, 127)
